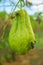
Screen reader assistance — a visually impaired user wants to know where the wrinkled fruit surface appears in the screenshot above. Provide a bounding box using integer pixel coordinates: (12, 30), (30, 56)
(9, 10), (35, 54)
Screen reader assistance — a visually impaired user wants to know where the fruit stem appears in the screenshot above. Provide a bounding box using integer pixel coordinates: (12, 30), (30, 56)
(19, 0), (22, 9)
(14, 0), (23, 12)
(14, 0), (19, 11)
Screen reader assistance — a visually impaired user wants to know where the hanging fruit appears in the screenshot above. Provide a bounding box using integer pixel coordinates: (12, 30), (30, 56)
(9, 9), (35, 54)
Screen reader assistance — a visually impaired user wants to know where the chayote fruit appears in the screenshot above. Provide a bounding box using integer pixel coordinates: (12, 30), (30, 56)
(9, 9), (35, 54)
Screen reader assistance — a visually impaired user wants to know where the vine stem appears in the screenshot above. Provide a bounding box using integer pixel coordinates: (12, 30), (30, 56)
(13, 0), (23, 13)
(14, 0), (19, 11)
(19, 0), (22, 9)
